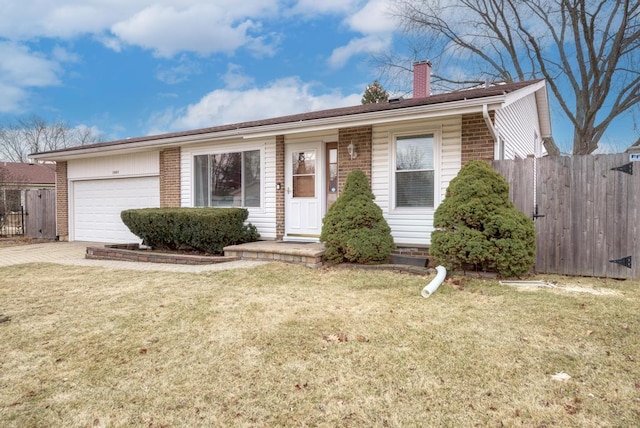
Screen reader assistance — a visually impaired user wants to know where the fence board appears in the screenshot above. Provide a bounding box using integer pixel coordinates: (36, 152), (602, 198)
(593, 155), (610, 277)
(535, 157), (554, 273)
(629, 159), (640, 279)
(25, 189), (56, 239)
(490, 157), (534, 218)
(493, 154), (637, 279)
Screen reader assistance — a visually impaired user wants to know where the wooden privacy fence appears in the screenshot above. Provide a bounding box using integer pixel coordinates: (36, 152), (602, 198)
(25, 189), (56, 240)
(493, 154), (639, 279)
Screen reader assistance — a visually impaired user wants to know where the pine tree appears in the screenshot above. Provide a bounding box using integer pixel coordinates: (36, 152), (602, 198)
(361, 80), (389, 104)
(320, 170), (395, 264)
(430, 160), (535, 277)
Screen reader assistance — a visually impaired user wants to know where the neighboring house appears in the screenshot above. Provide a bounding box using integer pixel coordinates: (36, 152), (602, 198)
(0, 162), (56, 215)
(626, 138), (639, 153)
(32, 62), (552, 246)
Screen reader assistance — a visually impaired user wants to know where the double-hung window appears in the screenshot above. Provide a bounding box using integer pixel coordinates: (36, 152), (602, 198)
(194, 150), (261, 207)
(394, 134), (434, 208)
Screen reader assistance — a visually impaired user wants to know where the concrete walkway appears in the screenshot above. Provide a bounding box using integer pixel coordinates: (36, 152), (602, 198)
(0, 241), (268, 273)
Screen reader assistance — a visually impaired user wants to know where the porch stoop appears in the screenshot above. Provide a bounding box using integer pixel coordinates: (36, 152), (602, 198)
(223, 241), (325, 268)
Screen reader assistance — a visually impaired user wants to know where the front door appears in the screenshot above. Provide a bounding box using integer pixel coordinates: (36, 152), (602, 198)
(285, 143), (322, 240)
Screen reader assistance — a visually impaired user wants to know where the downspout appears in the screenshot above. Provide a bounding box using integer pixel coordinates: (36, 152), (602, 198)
(483, 104), (499, 158)
(422, 265), (447, 298)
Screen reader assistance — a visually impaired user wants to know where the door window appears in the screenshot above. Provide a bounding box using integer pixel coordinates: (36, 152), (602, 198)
(292, 151), (316, 197)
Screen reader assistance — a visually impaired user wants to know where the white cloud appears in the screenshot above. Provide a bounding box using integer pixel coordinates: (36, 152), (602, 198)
(0, 43), (61, 87)
(149, 77), (361, 132)
(325, 0), (396, 69)
(328, 35), (392, 69)
(0, 1), (280, 57)
(52, 45), (80, 63)
(111, 4), (264, 58)
(0, 1), (386, 66)
(95, 35), (123, 53)
(290, 0), (363, 15)
(0, 83), (27, 113)
(0, 42), (62, 112)
(0, 1), (139, 40)
(222, 64), (255, 89)
(156, 57), (202, 85)
(345, 0), (396, 33)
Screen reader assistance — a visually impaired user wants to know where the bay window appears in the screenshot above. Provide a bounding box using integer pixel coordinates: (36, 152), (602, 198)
(194, 150), (261, 207)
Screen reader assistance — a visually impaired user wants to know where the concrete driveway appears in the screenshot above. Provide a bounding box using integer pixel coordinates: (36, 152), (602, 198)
(0, 241), (267, 273)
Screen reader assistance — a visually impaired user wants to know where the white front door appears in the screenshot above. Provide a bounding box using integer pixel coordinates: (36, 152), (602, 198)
(285, 143), (323, 240)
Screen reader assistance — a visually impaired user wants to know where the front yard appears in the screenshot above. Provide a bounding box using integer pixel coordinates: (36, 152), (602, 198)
(1, 263), (638, 426)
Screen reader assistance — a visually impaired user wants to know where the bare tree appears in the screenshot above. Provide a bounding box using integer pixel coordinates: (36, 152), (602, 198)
(0, 115), (102, 162)
(390, 0), (640, 154)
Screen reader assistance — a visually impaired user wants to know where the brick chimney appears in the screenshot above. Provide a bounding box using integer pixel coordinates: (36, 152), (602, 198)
(413, 60), (431, 98)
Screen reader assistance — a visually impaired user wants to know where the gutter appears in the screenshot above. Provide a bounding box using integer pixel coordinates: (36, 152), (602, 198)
(32, 95), (507, 162)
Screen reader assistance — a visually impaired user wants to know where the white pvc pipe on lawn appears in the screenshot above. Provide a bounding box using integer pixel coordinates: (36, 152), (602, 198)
(422, 265), (447, 298)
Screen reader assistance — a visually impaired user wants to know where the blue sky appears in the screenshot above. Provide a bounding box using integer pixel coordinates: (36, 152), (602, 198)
(0, 0), (636, 154)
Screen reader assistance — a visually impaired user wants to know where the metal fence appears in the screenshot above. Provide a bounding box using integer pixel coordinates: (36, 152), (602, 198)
(0, 206), (25, 237)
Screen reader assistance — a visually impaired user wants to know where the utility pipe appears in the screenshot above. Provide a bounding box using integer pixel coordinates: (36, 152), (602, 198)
(422, 265), (447, 298)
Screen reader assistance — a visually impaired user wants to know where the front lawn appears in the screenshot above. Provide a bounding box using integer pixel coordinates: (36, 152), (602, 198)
(0, 263), (638, 426)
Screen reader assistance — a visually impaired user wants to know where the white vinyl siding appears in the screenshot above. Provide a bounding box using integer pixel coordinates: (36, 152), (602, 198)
(67, 152), (159, 180)
(283, 130), (338, 146)
(495, 93), (541, 159)
(181, 139), (277, 240)
(372, 116), (462, 246)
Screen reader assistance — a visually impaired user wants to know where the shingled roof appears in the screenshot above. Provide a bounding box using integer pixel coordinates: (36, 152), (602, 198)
(0, 162), (56, 185)
(33, 79), (544, 157)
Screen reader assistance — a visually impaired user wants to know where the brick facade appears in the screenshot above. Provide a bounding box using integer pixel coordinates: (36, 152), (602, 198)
(55, 161), (68, 241)
(461, 112), (495, 163)
(159, 147), (181, 207)
(337, 126), (372, 192)
(275, 136), (285, 240)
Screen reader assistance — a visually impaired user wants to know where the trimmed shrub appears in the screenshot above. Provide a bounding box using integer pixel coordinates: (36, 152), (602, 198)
(320, 170), (395, 264)
(430, 160), (535, 277)
(121, 207), (259, 255)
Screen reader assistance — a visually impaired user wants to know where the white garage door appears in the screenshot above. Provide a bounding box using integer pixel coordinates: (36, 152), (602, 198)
(73, 176), (160, 243)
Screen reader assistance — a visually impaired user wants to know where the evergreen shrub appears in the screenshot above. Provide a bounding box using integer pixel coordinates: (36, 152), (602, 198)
(430, 160), (535, 277)
(121, 207), (259, 255)
(320, 170), (395, 264)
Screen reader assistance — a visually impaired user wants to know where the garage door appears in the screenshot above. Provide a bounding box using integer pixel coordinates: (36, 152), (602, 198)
(73, 176), (160, 243)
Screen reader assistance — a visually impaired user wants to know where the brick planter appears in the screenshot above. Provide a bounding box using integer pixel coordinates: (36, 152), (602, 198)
(85, 244), (237, 265)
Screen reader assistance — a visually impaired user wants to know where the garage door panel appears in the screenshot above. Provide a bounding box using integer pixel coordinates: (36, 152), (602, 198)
(73, 177), (160, 243)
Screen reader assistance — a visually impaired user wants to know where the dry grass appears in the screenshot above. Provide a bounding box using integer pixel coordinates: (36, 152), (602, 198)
(1, 263), (639, 427)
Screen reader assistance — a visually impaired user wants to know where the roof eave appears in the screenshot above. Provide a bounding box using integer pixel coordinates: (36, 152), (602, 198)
(31, 94), (508, 161)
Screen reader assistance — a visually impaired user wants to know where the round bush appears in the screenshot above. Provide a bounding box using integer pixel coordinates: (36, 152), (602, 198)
(430, 160), (535, 277)
(320, 170), (395, 264)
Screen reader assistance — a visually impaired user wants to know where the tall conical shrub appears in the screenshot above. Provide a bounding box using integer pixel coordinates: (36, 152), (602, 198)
(430, 160), (535, 277)
(320, 170), (395, 264)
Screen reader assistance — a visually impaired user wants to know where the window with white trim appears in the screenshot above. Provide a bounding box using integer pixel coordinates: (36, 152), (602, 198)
(394, 134), (434, 208)
(194, 150), (261, 207)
